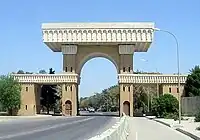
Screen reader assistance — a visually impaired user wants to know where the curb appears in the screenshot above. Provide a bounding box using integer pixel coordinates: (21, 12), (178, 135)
(147, 117), (200, 140)
(145, 116), (172, 127)
(153, 119), (172, 127)
(176, 128), (200, 140)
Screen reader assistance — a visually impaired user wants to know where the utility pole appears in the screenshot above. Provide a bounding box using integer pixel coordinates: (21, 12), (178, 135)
(147, 85), (150, 112)
(156, 68), (159, 98)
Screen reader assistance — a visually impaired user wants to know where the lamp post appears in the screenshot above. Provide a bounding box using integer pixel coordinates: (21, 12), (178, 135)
(153, 28), (181, 124)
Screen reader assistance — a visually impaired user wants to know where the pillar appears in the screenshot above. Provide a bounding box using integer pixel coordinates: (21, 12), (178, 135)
(18, 84), (38, 115)
(61, 83), (78, 116)
(62, 45), (77, 73)
(118, 45), (134, 117)
(61, 45), (78, 116)
(35, 84), (41, 114)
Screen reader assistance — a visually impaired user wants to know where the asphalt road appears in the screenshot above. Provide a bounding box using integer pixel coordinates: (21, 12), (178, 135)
(0, 116), (118, 140)
(79, 111), (119, 116)
(128, 117), (193, 140)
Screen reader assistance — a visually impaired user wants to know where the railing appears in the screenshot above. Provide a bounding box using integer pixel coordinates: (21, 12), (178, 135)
(11, 74), (79, 84)
(88, 113), (129, 140)
(118, 74), (188, 84)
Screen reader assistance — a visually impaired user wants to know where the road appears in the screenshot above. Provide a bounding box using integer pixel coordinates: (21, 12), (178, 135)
(79, 111), (119, 116)
(0, 115), (118, 140)
(128, 117), (193, 140)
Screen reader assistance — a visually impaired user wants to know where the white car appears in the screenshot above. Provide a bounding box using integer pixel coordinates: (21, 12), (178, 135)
(88, 108), (95, 113)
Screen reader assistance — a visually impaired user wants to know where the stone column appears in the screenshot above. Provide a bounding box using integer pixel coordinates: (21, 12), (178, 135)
(61, 83), (78, 116)
(61, 45), (79, 116)
(118, 45), (134, 117)
(62, 45), (77, 73)
(35, 84), (41, 114)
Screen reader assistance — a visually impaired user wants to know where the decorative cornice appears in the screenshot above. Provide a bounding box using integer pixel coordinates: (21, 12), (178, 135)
(12, 74), (79, 84)
(118, 74), (188, 84)
(12, 73), (188, 85)
(42, 22), (154, 44)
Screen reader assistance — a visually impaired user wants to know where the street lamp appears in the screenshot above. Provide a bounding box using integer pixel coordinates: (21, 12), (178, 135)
(153, 28), (181, 124)
(140, 59), (157, 112)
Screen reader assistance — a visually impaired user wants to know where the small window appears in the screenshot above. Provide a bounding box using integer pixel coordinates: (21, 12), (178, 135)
(123, 86), (125, 91)
(169, 87), (171, 93)
(123, 67), (126, 72)
(177, 88), (179, 93)
(26, 87), (28, 92)
(128, 67), (131, 72)
(33, 105), (35, 109)
(71, 67), (73, 72)
(128, 86), (131, 92)
(65, 85), (67, 91)
(65, 67), (67, 72)
(25, 105), (28, 110)
(70, 86), (73, 91)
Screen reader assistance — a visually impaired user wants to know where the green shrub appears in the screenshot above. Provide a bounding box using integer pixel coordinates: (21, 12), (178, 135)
(164, 113), (178, 121)
(151, 94), (179, 118)
(196, 126), (200, 131)
(195, 111), (200, 122)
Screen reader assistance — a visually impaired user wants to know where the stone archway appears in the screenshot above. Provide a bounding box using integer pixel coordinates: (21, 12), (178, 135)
(77, 52), (119, 75)
(65, 100), (72, 116)
(15, 22), (155, 116)
(76, 46), (120, 75)
(123, 101), (130, 116)
(62, 44), (134, 117)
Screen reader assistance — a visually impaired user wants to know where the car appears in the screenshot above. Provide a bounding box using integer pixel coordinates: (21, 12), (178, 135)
(88, 108), (95, 113)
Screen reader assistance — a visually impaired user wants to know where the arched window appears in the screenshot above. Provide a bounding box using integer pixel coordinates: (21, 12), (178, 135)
(123, 67), (126, 72)
(128, 67), (131, 72)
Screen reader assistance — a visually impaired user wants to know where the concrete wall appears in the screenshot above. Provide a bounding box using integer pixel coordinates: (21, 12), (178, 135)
(181, 96), (200, 116)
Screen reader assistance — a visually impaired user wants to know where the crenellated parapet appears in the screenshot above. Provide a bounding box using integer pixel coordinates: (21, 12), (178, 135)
(118, 74), (188, 84)
(42, 22), (155, 52)
(12, 73), (188, 85)
(12, 74), (80, 84)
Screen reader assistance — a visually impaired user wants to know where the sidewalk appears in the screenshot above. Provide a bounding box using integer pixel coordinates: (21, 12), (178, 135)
(127, 117), (194, 140)
(147, 116), (200, 140)
(0, 114), (65, 122)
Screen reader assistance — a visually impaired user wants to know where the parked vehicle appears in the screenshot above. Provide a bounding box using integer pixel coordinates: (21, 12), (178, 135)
(88, 108), (95, 113)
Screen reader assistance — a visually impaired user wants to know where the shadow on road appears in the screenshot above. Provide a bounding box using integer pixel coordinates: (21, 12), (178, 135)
(79, 112), (119, 117)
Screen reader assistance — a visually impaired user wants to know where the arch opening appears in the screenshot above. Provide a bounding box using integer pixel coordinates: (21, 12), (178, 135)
(65, 100), (72, 116)
(78, 54), (119, 116)
(77, 52), (119, 75)
(123, 101), (130, 116)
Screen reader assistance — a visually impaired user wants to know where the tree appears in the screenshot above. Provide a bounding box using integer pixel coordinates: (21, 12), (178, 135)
(133, 85), (148, 114)
(17, 70), (24, 74)
(79, 85), (119, 112)
(40, 68), (60, 114)
(184, 65), (200, 97)
(16, 70), (33, 74)
(39, 70), (47, 74)
(0, 75), (21, 115)
(151, 94), (178, 119)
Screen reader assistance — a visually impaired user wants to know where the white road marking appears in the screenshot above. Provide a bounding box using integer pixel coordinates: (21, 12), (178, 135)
(136, 131), (138, 140)
(0, 117), (94, 139)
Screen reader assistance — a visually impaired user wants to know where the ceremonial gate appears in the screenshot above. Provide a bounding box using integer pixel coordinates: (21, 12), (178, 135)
(12, 22), (187, 116)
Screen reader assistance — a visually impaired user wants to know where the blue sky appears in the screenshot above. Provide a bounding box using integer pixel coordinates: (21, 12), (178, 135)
(0, 0), (199, 97)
